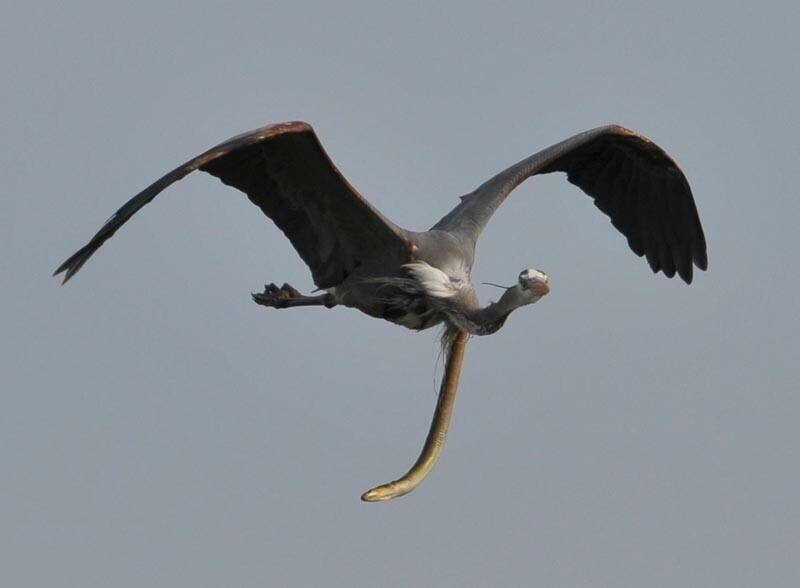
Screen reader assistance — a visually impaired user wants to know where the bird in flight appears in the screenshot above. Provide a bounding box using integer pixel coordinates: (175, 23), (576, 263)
(55, 121), (707, 501)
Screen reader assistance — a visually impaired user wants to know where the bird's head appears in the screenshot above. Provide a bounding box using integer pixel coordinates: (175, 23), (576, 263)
(449, 267), (550, 336)
(516, 268), (550, 304)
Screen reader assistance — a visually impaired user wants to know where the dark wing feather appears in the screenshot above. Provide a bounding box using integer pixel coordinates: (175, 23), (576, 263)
(433, 125), (707, 283)
(54, 122), (408, 288)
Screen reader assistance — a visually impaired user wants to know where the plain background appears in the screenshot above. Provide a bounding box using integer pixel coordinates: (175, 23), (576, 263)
(3, 1), (798, 586)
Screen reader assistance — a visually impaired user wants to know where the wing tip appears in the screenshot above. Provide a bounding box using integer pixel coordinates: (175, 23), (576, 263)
(671, 254), (708, 285)
(53, 244), (96, 285)
(694, 250), (709, 272)
(53, 257), (71, 284)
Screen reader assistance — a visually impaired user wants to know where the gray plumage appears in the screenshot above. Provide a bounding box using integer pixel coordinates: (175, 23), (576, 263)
(54, 121), (707, 335)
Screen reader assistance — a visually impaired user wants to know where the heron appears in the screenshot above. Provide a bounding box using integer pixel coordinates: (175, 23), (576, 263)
(54, 121), (707, 501)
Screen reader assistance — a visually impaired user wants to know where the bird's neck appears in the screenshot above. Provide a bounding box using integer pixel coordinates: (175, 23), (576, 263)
(447, 286), (528, 336)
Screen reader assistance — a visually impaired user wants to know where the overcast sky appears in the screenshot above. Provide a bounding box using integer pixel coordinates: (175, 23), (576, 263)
(3, 1), (799, 586)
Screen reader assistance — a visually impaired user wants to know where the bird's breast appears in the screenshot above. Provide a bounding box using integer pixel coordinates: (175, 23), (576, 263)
(380, 299), (444, 331)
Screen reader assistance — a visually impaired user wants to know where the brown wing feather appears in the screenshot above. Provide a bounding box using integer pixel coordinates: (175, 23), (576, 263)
(543, 129), (707, 282)
(433, 125), (707, 284)
(54, 122), (408, 288)
(197, 125), (407, 288)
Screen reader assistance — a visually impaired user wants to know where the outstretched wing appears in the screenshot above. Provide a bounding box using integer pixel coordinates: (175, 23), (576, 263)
(54, 121), (408, 288)
(433, 125), (707, 283)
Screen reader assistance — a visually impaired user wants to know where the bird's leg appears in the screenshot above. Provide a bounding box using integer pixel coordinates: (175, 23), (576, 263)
(361, 330), (469, 502)
(251, 283), (336, 309)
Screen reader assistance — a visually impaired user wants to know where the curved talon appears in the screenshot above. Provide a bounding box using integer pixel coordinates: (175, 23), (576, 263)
(252, 282), (300, 308)
(252, 283), (337, 310)
(279, 282), (302, 297)
(361, 330), (469, 502)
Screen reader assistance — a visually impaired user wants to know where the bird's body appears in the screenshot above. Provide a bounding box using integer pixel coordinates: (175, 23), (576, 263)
(322, 230), (472, 331)
(55, 120), (707, 501)
(326, 230), (510, 335)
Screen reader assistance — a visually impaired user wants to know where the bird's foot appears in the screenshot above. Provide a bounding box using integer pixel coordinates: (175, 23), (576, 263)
(252, 282), (303, 309)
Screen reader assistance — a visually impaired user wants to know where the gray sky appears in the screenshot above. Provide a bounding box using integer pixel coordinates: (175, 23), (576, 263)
(3, 1), (799, 586)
